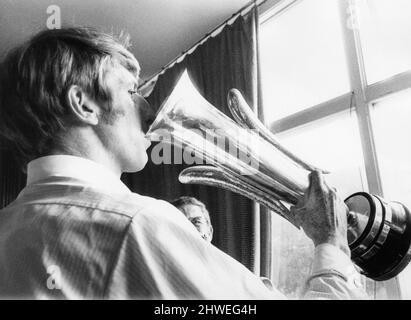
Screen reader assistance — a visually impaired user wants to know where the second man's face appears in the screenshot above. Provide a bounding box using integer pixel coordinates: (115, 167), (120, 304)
(181, 204), (213, 242)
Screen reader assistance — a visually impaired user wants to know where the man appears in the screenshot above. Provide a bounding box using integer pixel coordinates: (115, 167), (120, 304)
(172, 196), (277, 291)
(0, 27), (366, 299)
(171, 196), (213, 243)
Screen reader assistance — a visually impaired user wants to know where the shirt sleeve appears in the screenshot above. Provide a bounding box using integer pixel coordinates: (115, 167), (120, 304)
(103, 200), (284, 299)
(301, 243), (369, 300)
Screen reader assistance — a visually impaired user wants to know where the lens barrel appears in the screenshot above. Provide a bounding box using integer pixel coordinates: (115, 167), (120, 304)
(345, 192), (411, 281)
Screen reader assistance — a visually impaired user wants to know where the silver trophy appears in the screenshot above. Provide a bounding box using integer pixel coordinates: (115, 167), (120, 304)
(146, 70), (411, 281)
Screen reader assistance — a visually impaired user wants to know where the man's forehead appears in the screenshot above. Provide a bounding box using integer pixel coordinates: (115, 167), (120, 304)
(105, 64), (139, 87)
(182, 204), (206, 219)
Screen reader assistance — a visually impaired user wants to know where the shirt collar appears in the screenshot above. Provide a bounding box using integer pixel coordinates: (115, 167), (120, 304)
(26, 155), (131, 194)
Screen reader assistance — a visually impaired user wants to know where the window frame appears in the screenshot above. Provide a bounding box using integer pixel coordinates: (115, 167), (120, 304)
(259, 0), (411, 299)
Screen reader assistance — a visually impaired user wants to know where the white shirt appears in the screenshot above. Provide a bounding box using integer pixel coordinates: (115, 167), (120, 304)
(0, 155), (366, 299)
(27, 155), (130, 194)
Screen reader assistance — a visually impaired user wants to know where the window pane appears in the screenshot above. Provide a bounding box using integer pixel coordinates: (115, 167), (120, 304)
(260, 0), (350, 124)
(271, 111), (368, 298)
(356, 0), (411, 84)
(371, 88), (411, 299)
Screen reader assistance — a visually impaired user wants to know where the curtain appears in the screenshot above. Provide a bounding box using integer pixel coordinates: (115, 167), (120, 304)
(0, 144), (26, 209)
(122, 7), (269, 273)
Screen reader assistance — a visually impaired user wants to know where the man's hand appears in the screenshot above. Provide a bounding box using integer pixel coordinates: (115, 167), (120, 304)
(291, 171), (350, 257)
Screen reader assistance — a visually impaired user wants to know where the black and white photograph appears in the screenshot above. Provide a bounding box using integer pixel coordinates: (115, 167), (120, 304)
(0, 0), (411, 304)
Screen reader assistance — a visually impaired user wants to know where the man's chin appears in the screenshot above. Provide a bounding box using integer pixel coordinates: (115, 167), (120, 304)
(123, 155), (148, 173)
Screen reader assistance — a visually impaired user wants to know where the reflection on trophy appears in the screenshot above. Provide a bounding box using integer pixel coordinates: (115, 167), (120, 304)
(146, 70), (411, 281)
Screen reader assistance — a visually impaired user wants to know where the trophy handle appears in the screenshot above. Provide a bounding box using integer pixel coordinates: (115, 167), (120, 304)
(179, 165), (300, 228)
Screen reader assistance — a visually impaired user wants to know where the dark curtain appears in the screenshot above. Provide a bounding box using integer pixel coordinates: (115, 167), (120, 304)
(123, 7), (267, 273)
(0, 144), (26, 209)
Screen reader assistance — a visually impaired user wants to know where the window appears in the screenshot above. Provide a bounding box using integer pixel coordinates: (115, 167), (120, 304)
(260, 0), (411, 299)
(371, 88), (411, 299)
(371, 89), (411, 210)
(278, 111), (367, 200)
(355, 0), (411, 84)
(259, 0), (350, 123)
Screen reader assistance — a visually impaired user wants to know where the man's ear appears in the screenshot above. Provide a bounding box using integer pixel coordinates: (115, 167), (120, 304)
(66, 85), (99, 125)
